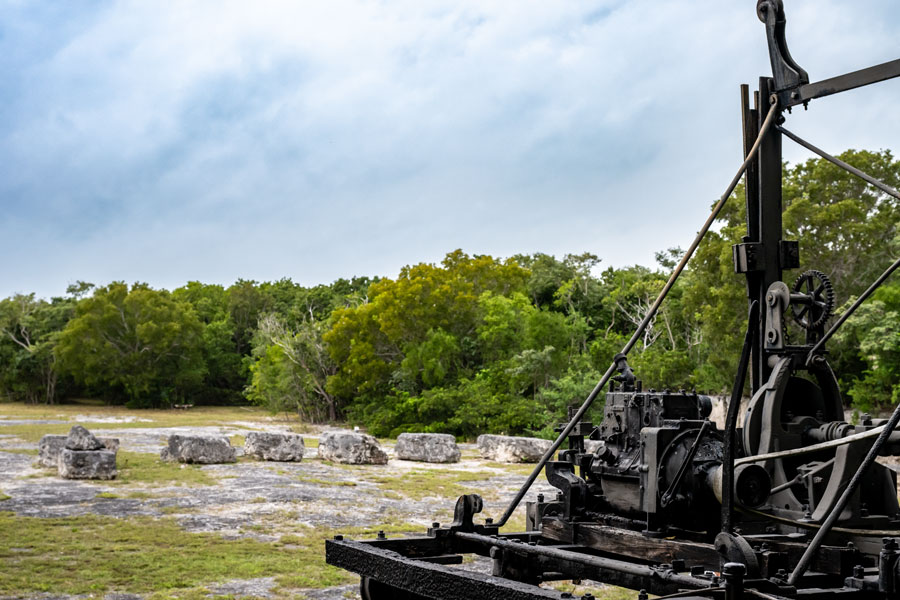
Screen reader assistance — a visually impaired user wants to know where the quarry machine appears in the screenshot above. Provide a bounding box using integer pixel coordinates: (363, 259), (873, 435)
(325, 2), (900, 598)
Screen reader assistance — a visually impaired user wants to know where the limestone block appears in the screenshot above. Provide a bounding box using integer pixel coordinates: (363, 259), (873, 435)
(395, 433), (460, 463)
(244, 432), (305, 462)
(58, 449), (117, 480)
(476, 434), (552, 463)
(317, 431), (388, 465)
(162, 434), (236, 464)
(37, 435), (67, 468)
(65, 425), (103, 450)
(98, 437), (120, 452)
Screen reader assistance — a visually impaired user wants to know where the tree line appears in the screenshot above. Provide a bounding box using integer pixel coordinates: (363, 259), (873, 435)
(2, 150), (898, 438)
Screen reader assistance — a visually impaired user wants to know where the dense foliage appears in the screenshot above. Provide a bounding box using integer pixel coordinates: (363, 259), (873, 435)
(1, 150), (898, 435)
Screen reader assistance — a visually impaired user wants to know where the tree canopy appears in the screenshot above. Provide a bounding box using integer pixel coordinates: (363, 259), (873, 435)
(1, 149), (897, 436)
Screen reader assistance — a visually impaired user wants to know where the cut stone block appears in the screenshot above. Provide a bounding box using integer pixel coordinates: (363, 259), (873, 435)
(395, 433), (460, 463)
(244, 432), (305, 462)
(476, 434), (552, 463)
(317, 431), (388, 465)
(65, 425), (103, 450)
(98, 437), (120, 452)
(37, 435), (67, 468)
(162, 434), (236, 464)
(58, 449), (117, 480)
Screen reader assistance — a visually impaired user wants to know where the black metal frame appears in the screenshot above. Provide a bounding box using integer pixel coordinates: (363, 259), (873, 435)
(325, 3), (900, 598)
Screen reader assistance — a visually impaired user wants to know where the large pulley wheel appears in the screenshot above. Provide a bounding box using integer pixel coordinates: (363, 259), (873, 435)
(790, 269), (834, 330)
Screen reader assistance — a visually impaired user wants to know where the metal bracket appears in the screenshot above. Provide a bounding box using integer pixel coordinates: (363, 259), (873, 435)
(758, 0), (900, 108)
(764, 281), (790, 350)
(757, 0), (808, 94)
(733, 242), (765, 273)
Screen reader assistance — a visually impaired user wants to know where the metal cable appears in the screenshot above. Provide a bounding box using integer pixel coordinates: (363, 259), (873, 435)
(493, 98), (782, 528)
(806, 256), (900, 365)
(778, 126), (900, 200)
(734, 423), (886, 466)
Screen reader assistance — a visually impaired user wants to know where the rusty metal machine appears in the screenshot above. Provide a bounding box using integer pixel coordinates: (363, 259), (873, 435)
(326, 2), (900, 598)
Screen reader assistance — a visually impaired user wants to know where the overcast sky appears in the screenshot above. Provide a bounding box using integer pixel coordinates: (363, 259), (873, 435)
(2, 0), (898, 299)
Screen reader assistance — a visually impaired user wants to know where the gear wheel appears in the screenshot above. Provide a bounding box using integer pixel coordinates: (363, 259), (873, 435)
(790, 269), (835, 330)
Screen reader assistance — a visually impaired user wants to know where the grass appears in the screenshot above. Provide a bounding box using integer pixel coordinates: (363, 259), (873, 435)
(0, 404), (276, 436)
(0, 447), (39, 456)
(0, 402), (577, 596)
(0, 513), (358, 596)
(362, 468), (496, 501)
(105, 452), (217, 487)
(296, 477), (357, 487)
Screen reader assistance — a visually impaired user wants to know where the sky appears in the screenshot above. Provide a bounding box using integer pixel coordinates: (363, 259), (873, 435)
(1, 0), (898, 299)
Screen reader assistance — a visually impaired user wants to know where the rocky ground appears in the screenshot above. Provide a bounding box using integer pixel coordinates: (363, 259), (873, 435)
(0, 407), (558, 600)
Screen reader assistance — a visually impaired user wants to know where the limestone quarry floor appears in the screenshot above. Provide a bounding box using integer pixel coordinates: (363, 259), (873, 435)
(0, 404), (585, 600)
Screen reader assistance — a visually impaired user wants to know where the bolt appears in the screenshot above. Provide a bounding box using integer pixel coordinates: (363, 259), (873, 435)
(853, 565), (865, 579)
(638, 591), (649, 600)
(775, 569), (787, 580)
(581, 594), (595, 600)
(485, 517), (493, 525)
(333, 534), (343, 541)
(489, 546), (501, 559)
(376, 530), (386, 540)
(537, 494), (545, 503)
(432, 522), (440, 529)
(561, 594), (573, 599)
(883, 537), (898, 551)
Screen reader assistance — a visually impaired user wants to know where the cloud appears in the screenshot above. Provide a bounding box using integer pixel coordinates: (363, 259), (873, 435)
(1, 0), (898, 298)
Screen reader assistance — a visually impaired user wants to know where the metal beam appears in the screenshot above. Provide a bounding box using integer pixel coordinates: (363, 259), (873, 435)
(780, 58), (900, 107)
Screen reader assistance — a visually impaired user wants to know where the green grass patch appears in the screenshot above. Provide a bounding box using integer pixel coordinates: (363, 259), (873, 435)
(126, 491), (155, 499)
(363, 469), (495, 501)
(0, 493), (10, 502)
(0, 448), (39, 456)
(0, 513), (357, 595)
(0, 404), (283, 436)
(483, 461), (540, 475)
(94, 492), (120, 499)
(296, 477), (357, 487)
(103, 452), (217, 487)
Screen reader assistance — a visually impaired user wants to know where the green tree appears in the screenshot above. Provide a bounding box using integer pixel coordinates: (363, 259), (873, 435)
(246, 313), (339, 421)
(173, 282), (244, 404)
(834, 281), (900, 410)
(0, 293), (77, 403)
(55, 282), (205, 407)
(680, 149), (900, 393)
